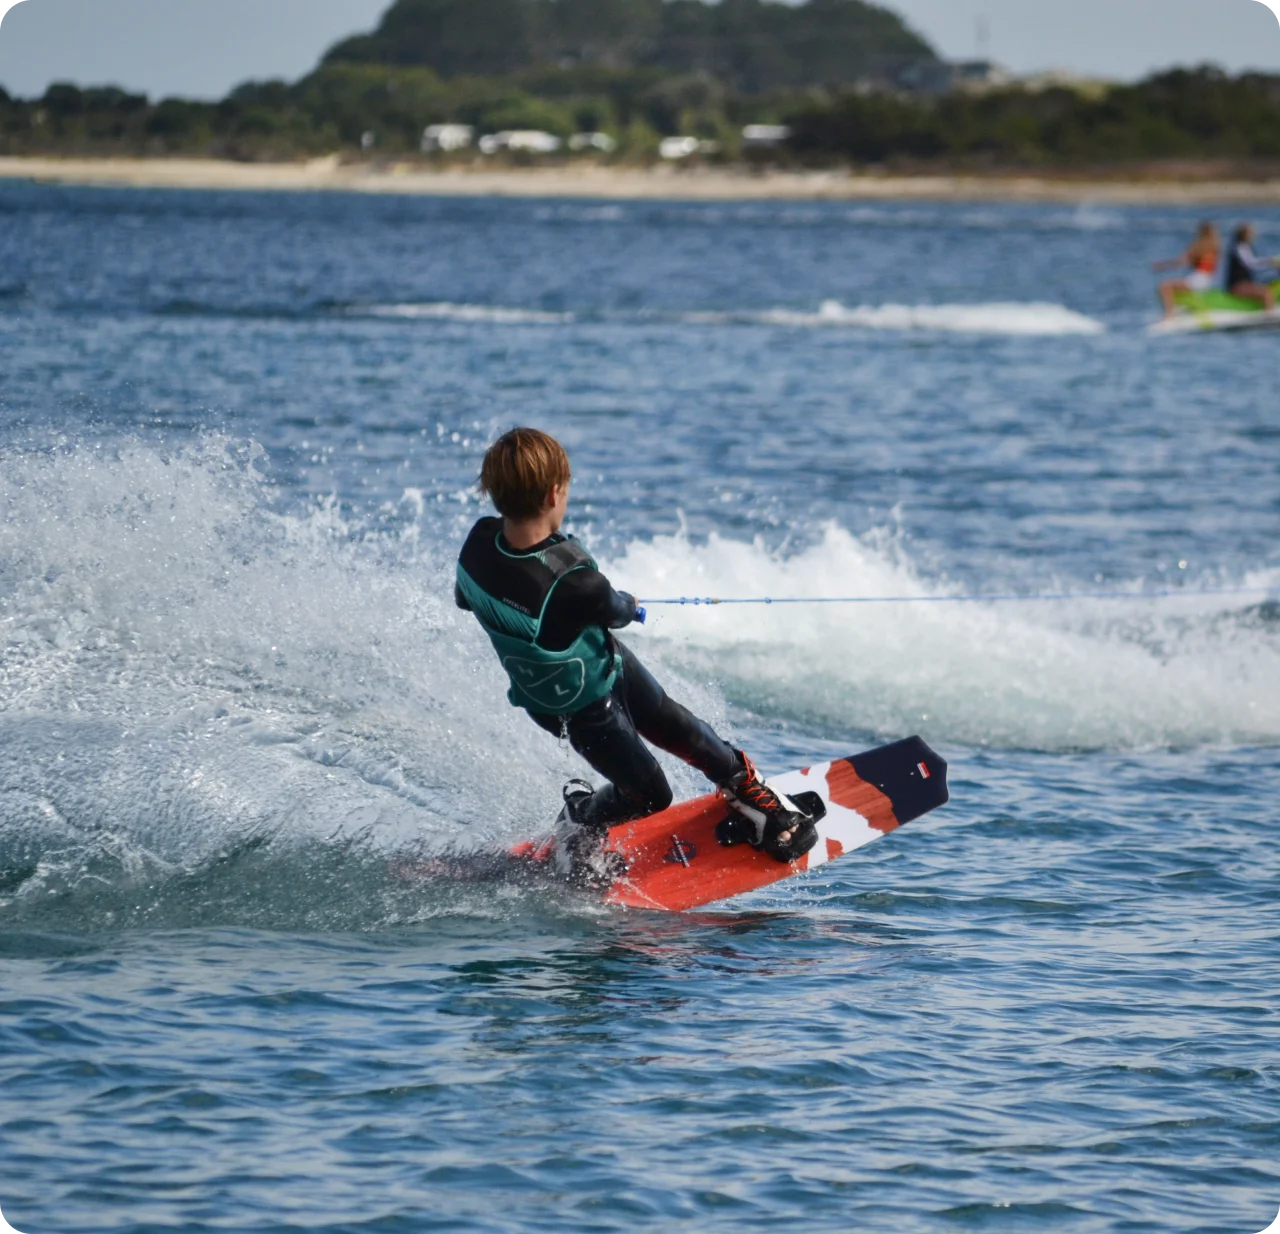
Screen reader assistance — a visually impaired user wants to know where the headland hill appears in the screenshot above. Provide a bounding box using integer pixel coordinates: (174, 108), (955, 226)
(3, 0), (1280, 203)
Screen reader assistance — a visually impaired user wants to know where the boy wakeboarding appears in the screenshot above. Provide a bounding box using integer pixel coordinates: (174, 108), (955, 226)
(455, 428), (818, 874)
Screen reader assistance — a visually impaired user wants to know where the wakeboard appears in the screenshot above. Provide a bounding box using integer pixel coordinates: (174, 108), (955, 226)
(513, 736), (949, 912)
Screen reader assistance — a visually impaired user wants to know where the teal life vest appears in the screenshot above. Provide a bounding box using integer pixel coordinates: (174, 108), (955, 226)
(456, 518), (621, 716)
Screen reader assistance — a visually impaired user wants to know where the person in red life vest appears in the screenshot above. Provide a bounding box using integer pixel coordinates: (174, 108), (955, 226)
(454, 427), (817, 871)
(1153, 220), (1220, 319)
(1224, 223), (1279, 311)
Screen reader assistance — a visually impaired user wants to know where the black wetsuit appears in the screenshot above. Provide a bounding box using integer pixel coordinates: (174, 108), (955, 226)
(456, 525), (741, 829)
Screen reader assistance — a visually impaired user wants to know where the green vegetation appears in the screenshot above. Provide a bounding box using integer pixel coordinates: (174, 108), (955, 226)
(322, 0), (935, 93)
(1, 0), (1279, 172)
(788, 68), (1280, 166)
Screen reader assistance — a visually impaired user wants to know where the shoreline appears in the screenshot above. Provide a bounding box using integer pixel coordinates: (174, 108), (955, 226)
(3, 155), (1280, 205)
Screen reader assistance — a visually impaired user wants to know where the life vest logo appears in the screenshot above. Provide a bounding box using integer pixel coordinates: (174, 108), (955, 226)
(502, 656), (586, 707)
(664, 836), (697, 867)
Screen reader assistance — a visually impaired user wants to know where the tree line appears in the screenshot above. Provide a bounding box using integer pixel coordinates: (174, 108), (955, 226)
(788, 68), (1280, 166)
(0, 66), (787, 161)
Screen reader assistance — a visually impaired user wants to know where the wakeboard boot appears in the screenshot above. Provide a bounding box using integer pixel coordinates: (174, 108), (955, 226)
(551, 780), (626, 888)
(718, 751), (819, 864)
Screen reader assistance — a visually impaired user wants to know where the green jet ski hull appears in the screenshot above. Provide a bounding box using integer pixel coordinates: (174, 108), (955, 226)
(1150, 286), (1280, 336)
(1172, 288), (1265, 314)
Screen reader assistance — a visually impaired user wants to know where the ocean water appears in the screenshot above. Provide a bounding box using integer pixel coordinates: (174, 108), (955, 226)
(1, 182), (1278, 1233)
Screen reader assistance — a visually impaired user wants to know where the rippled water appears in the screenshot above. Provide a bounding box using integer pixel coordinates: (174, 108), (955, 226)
(1, 183), (1278, 1233)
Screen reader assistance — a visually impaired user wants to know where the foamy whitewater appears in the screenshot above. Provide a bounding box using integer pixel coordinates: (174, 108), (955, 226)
(1, 185), (1278, 1234)
(356, 298), (1105, 335)
(757, 299), (1105, 334)
(613, 529), (1280, 750)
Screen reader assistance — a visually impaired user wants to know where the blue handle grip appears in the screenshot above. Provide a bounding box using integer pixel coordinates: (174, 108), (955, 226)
(634, 606), (647, 625)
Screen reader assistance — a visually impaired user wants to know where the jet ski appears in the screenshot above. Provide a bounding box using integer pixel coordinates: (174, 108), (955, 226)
(1149, 286), (1280, 336)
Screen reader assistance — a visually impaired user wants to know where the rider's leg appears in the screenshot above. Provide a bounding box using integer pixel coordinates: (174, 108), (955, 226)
(530, 691), (673, 830)
(1231, 280), (1274, 309)
(614, 641), (814, 859)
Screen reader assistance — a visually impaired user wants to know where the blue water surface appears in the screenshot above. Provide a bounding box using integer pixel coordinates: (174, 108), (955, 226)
(0, 182), (1278, 1233)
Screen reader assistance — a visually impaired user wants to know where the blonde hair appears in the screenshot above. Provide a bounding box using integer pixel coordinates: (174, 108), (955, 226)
(479, 428), (571, 521)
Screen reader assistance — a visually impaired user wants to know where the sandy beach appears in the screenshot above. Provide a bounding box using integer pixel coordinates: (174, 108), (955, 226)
(3, 154), (1280, 204)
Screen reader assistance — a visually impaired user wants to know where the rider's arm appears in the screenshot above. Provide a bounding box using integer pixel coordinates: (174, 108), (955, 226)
(1236, 244), (1270, 280)
(1152, 248), (1193, 272)
(538, 569), (639, 651)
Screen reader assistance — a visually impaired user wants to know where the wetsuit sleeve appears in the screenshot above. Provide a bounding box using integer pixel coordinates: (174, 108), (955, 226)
(538, 568), (637, 652)
(455, 582), (473, 612)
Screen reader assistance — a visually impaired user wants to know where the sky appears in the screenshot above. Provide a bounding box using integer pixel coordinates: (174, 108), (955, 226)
(888, 0), (1280, 81)
(0, 0), (1277, 101)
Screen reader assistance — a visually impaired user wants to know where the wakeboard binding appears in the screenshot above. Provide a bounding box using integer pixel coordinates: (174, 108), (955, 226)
(718, 752), (824, 864)
(552, 780), (629, 888)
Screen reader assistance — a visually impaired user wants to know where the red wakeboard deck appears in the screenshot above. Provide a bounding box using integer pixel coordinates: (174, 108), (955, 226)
(593, 737), (948, 912)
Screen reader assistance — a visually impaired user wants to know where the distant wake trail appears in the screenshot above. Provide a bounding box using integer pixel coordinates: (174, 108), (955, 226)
(351, 299), (1106, 337)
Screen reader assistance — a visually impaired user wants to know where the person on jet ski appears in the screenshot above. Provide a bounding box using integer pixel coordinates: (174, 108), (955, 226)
(454, 427), (818, 872)
(1153, 220), (1220, 319)
(1225, 223), (1279, 311)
